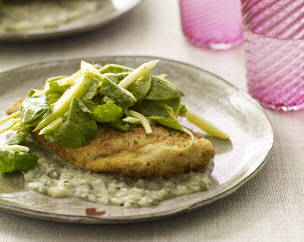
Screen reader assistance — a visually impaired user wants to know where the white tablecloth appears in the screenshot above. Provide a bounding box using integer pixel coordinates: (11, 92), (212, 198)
(0, 1), (303, 241)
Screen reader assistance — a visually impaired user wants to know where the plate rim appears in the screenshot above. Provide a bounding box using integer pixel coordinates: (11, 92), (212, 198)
(0, 55), (274, 223)
(0, 0), (142, 42)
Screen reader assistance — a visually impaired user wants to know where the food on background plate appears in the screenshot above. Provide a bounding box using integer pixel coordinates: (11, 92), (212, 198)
(0, 60), (229, 207)
(0, 0), (101, 32)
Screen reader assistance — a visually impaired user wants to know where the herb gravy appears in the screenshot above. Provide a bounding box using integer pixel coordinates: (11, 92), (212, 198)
(24, 145), (212, 208)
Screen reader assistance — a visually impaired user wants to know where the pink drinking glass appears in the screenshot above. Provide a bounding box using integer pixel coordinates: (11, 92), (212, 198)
(179, 0), (244, 50)
(242, 0), (304, 111)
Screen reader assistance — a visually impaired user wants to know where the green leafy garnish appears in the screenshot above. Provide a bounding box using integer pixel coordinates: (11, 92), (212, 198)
(7, 129), (31, 145)
(77, 99), (92, 113)
(99, 78), (136, 108)
(110, 120), (132, 132)
(145, 77), (184, 100)
(45, 76), (69, 103)
(35, 76), (92, 131)
(0, 145), (37, 173)
(92, 103), (122, 123)
(0, 59), (229, 174)
(44, 132), (60, 144)
(45, 98), (98, 148)
(0, 150), (38, 173)
(82, 79), (100, 101)
(20, 95), (50, 125)
(164, 98), (181, 113)
(128, 73), (152, 100)
(100, 64), (132, 74)
(134, 100), (169, 117)
(149, 116), (184, 132)
(46, 76), (68, 83)
(178, 104), (188, 116)
(102, 72), (129, 84)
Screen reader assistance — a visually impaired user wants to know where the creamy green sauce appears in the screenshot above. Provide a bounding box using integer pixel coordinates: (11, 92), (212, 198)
(0, 0), (100, 32)
(23, 145), (212, 208)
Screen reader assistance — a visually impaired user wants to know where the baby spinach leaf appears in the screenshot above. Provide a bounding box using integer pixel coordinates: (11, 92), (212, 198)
(7, 129), (31, 145)
(46, 82), (65, 95)
(102, 72), (129, 84)
(92, 103), (122, 123)
(45, 98), (97, 148)
(100, 64), (132, 74)
(145, 77), (184, 100)
(82, 99), (99, 111)
(57, 122), (96, 148)
(164, 98), (181, 113)
(134, 100), (169, 117)
(58, 98), (97, 148)
(46, 76), (68, 83)
(46, 93), (61, 104)
(178, 104), (188, 116)
(99, 78), (136, 108)
(0, 150), (38, 173)
(44, 132), (60, 144)
(45, 77), (70, 104)
(82, 79), (100, 101)
(149, 116), (184, 132)
(110, 120), (132, 132)
(92, 94), (105, 105)
(20, 95), (50, 125)
(128, 73), (152, 100)
(78, 99), (92, 113)
(28, 89), (39, 97)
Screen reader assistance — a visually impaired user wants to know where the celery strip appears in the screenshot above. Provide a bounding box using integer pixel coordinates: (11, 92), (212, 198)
(0, 144), (29, 153)
(0, 119), (19, 134)
(54, 70), (82, 87)
(39, 117), (64, 135)
(156, 74), (168, 79)
(80, 61), (103, 79)
(129, 110), (152, 134)
(185, 109), (229, 139)
(122, 117), (141, 124)
(170, 128), (195, 153)
(0, 111), (20, 125)
(118, 60), (159, 89)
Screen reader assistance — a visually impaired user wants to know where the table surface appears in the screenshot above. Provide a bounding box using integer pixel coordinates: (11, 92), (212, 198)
(0, 1), (303, 241)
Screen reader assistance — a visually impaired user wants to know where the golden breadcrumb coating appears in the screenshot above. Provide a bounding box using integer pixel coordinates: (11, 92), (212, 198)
(7, 98), (215, 178)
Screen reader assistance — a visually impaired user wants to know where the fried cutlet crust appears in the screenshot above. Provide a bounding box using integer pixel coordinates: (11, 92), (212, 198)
(7, 98), (215, 178)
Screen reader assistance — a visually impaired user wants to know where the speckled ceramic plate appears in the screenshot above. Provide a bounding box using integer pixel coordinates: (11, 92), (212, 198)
(0, 56), (274, 223)
(0, 0), (141, 42)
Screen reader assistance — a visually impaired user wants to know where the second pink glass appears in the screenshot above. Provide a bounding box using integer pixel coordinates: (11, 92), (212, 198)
(179, 0), (244, 50)
(242, 0), (304, 111)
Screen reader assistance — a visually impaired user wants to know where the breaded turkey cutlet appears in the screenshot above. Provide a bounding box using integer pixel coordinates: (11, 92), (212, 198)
(7, 98), (215, 178)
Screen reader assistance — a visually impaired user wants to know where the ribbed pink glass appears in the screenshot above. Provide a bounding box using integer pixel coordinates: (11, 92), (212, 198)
(179, 0), (244, 50)
(242, 0), (304, 111)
